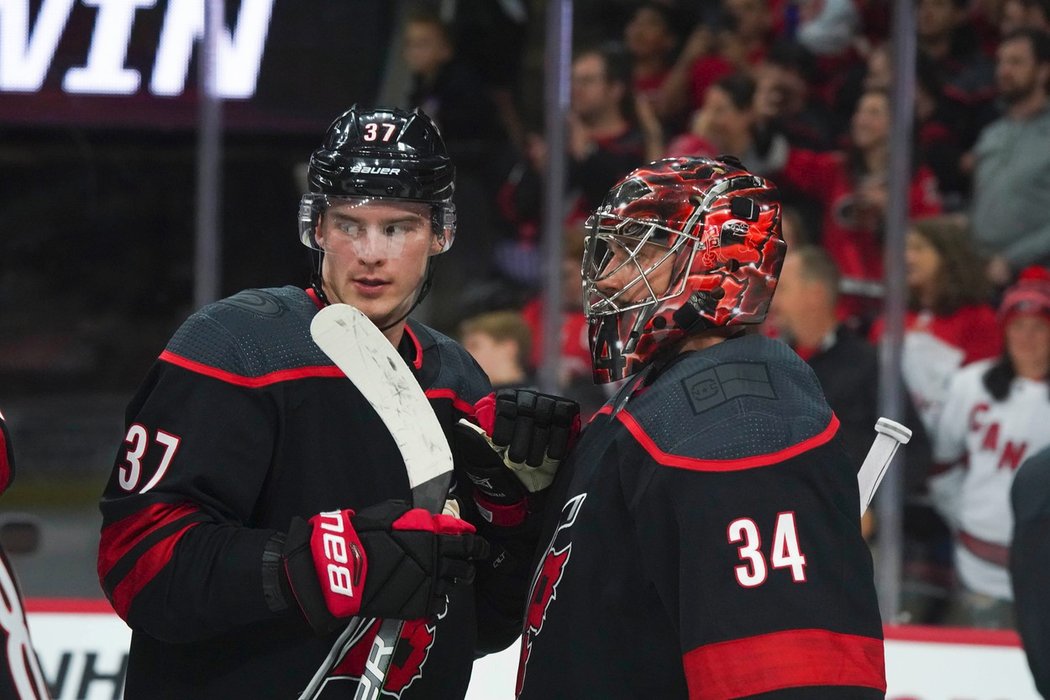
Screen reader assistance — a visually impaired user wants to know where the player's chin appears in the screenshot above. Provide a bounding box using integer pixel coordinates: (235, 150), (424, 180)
(357, 296), (413, 329)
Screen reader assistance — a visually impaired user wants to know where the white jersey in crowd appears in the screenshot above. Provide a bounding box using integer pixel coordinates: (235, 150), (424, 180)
(930, 358), (1050, 600)
(902, 325), (965, 433)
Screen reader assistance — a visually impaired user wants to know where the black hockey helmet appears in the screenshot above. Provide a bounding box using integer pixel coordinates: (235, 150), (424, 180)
(299, 105), (456, 254)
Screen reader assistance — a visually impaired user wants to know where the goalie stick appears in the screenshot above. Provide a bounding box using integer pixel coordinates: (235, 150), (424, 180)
(300, 303), (455, 700)
(858, 417), (912, 516)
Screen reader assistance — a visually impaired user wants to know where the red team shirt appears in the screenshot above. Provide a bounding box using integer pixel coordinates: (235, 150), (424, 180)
(871, 305), (1001, 432)
(776, 149), (942, 287)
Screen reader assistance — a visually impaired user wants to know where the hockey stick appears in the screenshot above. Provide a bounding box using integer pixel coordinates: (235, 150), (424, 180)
(301, 303), (455, 700)
(858, 417), (912, 516)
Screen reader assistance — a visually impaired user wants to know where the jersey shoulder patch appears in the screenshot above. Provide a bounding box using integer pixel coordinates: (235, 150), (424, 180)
(164, 286), (328, 378)
(624, 335), (837, 468)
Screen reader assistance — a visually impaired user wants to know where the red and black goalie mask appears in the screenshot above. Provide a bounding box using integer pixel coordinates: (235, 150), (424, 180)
(583, 156), (786, 383)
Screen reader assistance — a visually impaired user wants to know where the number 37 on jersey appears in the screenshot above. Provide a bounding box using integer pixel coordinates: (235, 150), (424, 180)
(117, 424), (182, 494)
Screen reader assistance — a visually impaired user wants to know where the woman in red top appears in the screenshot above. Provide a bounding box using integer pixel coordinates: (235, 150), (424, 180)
(770, 87), (943, 322)
(871, 216), (1001, 433)
(870, 216), (1000, 625)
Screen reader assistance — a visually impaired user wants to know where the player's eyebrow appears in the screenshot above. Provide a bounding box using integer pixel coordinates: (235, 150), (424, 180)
(328, 211), (425, 226)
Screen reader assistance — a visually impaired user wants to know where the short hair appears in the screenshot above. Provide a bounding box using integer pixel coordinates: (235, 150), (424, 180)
(790, 246), (841, 302)
(575, 41), (633, 87)
(459, 310), (533, 369)
(1001, 27), (1050, 64)
(766, 39), (819, 84)
(632, 1), (685, 40)
(711, 72), (756, 111)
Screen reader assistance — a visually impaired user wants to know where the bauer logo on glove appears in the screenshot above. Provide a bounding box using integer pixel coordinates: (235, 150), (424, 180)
(280, 500), (488, 633)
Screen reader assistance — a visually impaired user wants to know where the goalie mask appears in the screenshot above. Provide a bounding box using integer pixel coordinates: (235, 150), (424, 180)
(299, 105), (456, 260)
(583, 156), (785, 383)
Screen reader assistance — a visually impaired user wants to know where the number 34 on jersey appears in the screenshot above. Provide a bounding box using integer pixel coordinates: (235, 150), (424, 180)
(728, 512), (807, 588)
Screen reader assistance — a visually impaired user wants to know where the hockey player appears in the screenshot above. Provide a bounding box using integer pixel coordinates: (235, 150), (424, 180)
(97, 106), (576, 699)
(0, 412), (51, 700)
(516, 156), (887, 699)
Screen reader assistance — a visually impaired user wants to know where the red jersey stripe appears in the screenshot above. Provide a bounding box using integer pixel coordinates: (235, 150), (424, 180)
(98, 502), (199, 581)
(683, 628), (886, 699)
(159, 350), (345, 387)
(425, 388), (475, 416)
(109, 522), (200, 620)
(615, 410), (841, 472)
(404, 325), (424, 370)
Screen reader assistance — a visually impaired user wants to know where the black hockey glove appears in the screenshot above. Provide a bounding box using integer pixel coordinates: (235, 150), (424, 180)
(280, 500), (489, 634)
(454, 389), (580, 527)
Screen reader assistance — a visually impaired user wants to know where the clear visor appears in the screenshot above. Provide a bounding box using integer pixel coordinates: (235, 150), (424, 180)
(299, 194), (455, 259)
(582, 216), (690, 319)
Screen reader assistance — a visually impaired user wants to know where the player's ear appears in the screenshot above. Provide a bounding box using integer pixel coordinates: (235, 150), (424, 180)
(313, 214), (328, 250)
(429, 232), (446, 255)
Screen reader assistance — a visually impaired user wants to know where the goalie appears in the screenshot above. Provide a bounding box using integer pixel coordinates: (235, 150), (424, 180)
(516, 156), (886, 699)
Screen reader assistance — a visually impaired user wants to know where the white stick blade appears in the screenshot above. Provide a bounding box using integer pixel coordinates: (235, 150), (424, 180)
(310, 304), (453, 491)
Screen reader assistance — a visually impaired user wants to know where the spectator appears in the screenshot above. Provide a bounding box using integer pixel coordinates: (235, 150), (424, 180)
(770, 244), (938, 556)
(865, 44), (973, 209)
(915, 55), (971, 210)
(929, 266), (1050, 629)
(520, 227), (607, 416)
(401, 9), (511, 331)
(523, 43), (647, 221)
(665, 73), (758, 161)
(870, 217), (1000, 623)
(917, 0), (998, 146)
(402, 10), (508, 168)
(433, 0), (530, 149)
(1010, 442), (1050, 696)
(769, 246), (878, 468)
(623, 1), (683, 125)
(1000, 0), (1050, 36)
(657, 0), (776, 122)
(459, 310), (535, 390)
(871, 216), (1001, 435)
(779, 204), (810, 248)
(763, 87), (944, 325)
(971, 28), (1050, 284)
(753, 40), (835, 151)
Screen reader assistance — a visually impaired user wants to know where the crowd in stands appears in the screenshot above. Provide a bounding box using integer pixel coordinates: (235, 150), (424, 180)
(397, 0), (1050, 631)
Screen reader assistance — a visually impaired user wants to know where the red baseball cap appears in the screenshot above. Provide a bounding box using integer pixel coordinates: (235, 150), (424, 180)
(999, 266), (1050, 326)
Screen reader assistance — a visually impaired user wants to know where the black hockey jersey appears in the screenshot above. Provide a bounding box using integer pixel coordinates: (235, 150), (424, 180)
(516, 334), (886, 699)
(97, 286), (524, 699)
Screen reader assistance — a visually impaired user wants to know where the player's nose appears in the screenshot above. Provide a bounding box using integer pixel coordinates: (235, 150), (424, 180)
(596, 254), (634, 297)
